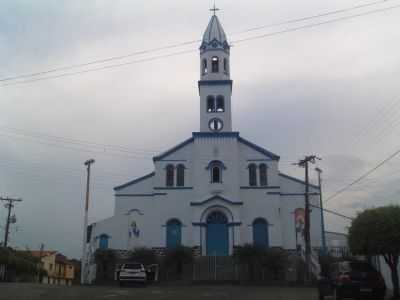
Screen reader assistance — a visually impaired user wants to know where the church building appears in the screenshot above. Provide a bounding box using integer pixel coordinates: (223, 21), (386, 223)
(87, 13), (323, 259)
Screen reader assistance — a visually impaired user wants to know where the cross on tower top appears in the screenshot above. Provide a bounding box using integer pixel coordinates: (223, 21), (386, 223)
(210, 3), (220, 15)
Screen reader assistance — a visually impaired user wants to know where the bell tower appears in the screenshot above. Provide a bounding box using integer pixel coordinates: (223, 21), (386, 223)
(198, 9), (232, 133)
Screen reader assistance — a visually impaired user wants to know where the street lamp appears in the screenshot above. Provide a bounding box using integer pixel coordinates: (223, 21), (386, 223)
(81, 159), (95, 285)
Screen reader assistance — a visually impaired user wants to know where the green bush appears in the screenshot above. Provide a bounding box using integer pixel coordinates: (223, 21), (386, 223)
(263, 248), (288, 280)
(234, 245), (288, 280)
(164, 246), (193, 275)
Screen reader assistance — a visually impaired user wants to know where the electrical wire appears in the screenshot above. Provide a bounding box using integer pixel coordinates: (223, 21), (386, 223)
(0, 0), (395, 84)
(324, 148), (400, 204)
(2, 2), (400, 87)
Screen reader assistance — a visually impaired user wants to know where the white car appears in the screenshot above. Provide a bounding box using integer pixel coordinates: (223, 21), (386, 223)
(118, 263), (147, 286)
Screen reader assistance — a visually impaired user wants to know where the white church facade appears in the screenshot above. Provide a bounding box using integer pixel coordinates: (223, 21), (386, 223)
(87, 14), (323, 258)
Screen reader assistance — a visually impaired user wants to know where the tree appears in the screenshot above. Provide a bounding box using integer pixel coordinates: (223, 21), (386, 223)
(233, 244), (266, 280)
(128, 247), (157, 266)
(164, 246), (193, 276)
(94, 249), (115, 280)
(263, 248), (288, 280)
(348, 206), (400, 300)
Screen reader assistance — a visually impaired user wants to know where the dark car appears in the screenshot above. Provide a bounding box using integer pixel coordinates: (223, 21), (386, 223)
(318, 260), (386, 300)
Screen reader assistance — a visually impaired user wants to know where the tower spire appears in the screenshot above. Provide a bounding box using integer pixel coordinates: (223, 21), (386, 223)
(198, 12), (232, 133)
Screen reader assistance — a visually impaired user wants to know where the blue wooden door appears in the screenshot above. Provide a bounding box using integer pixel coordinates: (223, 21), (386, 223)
(253, 218), (269, 248)
(166, 219), (182, 249)
(206, 212), (229, 256)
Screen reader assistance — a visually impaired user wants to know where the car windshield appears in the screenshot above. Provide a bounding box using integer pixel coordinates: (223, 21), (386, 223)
(123, 264), (143, 270)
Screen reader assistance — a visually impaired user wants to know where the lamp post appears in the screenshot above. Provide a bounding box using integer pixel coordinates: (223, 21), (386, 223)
(81, 159), (95, 285)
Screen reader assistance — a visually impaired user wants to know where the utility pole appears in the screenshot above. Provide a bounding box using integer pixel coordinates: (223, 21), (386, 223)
(81, 159), (95, 285)
(0, 197), (22, 247)
(315, 167), (327, 255)
(295, 155), (320, 280)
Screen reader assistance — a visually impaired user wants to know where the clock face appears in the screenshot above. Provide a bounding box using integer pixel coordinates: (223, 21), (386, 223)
(209, 118), (223, 132)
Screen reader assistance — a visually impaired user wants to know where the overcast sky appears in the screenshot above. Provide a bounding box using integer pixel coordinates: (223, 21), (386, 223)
(1, 0), (400, 259)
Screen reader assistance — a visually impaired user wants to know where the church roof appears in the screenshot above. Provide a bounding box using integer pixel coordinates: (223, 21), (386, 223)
(113, 172), (155, 191)
(200, 15), (230, 52)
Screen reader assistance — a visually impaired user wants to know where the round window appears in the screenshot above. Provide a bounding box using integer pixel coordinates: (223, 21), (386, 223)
(209, 118), (223, 132)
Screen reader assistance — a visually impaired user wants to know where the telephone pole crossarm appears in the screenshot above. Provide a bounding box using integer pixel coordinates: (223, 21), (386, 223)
(0, 197), (23, 247)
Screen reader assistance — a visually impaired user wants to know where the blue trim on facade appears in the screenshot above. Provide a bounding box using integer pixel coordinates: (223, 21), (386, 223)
(198, 80), (232, 86)
(115, 193), (167, 197)
(238, 137), (280, 160)
(198, 80), (233, 93)
(125, 209), (144, 216)
(153, 137), (194, 162)
(154, 187), (193, 190)
(190, 195), (243, 206)
(247, 159), (274, 162)
(113, 172), (155, 191)
(160, 160), (188, 162)
(206, 160), (227, 170)
(240, 186), (280, 190)
(192, 131), (239, 138)
(267, 192), (320, 196)
(279, 173), (320, 189)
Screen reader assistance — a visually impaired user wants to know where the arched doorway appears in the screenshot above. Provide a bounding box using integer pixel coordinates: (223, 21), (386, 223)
(252, 218), (269, 248)
(206, 211), (229, 256)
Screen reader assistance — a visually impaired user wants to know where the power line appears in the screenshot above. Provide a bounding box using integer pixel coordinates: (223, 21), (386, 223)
(232, 0), (397, 35)
(0, 49), (197, 87)
(0, 40), (200, 83)
(1, 1), (400, 87)
(0, 126), (161, 154)
(233, 3), (400, 44)
(324, 147), (400, 204)
(0, 0), (394, 84)
(310, 203), (354, 221)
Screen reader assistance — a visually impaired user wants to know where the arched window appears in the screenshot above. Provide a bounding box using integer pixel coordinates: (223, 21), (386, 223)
(248, 164), (257, 186)
(207, 95), (215, 112)
(166, 164), (174, 187)
(253, 218), (269, 248)
(223, 58), (228, 73)
(166, 219), (182, 249)
(202, 59), (208, 75)
(211, 56), (219, 73)
(216, 95), (225, 112)
(259, 164), (268, 186)
(212, 166), (221, 183)
(176, 164), (185, 187)
(99, 234), (109, 249)
(207, 160), (225, 183)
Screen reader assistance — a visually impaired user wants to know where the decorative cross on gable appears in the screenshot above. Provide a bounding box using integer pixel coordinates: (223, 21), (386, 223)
(210, 3), (220, 15)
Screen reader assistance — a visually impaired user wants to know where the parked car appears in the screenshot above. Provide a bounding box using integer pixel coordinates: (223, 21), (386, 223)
(318, 260), (386, 300)
(118, 263), (147, 286)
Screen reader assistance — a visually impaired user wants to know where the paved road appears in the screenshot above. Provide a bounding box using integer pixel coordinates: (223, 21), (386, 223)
(0, 283), (319, 300)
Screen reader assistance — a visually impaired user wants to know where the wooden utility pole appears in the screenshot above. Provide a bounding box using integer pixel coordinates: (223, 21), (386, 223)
(315, 167), (327, 255)
(81, 159), (95, 285)
(0, 197), (22, 247)
(295, 155), (320, 280)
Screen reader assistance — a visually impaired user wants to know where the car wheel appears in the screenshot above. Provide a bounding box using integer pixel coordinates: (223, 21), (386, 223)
(119, 281), (124, 287)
